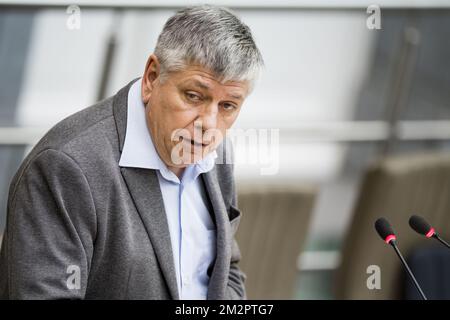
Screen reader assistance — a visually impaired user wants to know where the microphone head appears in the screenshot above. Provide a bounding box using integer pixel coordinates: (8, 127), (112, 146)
(375, 217), (397, 244)
(409, 215), (435, 238)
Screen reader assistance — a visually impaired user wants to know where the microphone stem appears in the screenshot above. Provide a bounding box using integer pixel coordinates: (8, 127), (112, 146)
(434, 234), (450, 249)
(390, 242), (427, 300)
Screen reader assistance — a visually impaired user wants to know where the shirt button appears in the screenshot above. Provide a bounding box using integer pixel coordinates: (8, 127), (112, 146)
(182, 276), (190, 286)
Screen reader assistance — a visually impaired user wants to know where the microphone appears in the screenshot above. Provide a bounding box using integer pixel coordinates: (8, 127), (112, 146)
(374, 217), (427, 300)
(409, 215), (450, 249)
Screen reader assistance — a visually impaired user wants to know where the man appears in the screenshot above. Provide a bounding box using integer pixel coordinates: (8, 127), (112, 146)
(0, 5), (263, 299)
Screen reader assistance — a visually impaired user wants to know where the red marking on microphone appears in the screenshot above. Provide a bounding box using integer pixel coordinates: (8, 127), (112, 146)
(426, 228), (435, 238)
(385, 234), (396, 244)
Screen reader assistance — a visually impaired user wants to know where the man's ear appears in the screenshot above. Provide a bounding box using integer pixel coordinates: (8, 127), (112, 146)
(142, 54), (160, 104)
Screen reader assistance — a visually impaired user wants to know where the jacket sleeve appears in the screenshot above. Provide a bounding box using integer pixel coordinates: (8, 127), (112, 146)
(225, 237), (247, 300)
(0, 149), (97, 299)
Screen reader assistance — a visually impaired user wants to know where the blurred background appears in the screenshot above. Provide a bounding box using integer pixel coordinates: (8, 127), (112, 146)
(1, 0), (450, 299)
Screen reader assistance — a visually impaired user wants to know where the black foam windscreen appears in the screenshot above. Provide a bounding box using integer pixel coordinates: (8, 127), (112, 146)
(375, 217), (396, 240)
(409, 215), (432, 236)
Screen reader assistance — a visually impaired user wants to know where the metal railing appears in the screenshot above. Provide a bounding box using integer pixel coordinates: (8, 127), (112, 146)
(1, 120), (450, 145)
(1, 0), (450, 9)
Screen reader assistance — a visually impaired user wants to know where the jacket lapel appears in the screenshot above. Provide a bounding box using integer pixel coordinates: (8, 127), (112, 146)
(202, 168), (232, 300)
(120, 167), (179, 300)
(113, 80), (179, 300)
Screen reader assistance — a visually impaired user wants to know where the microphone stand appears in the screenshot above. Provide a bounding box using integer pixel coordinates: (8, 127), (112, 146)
(390, 240), (427, 300)
(432, 234), (450, 249)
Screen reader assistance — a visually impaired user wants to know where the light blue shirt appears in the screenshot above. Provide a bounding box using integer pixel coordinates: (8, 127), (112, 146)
(119, 79), (217, 299)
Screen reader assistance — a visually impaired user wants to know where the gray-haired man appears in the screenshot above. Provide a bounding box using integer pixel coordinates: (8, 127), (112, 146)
(0, 5), (263, 299)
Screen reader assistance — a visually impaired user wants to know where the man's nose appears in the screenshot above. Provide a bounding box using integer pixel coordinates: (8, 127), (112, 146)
(197, 103), (219, 131)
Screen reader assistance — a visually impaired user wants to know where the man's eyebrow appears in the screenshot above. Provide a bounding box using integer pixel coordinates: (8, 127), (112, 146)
(182, 79), (244, 100)
(182, 79), (211, 90)
(228, 93), (244, 100)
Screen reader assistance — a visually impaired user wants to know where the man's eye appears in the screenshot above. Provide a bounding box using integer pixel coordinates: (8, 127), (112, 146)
(222, 103), (237, 111)
(185, 92), (201, 101)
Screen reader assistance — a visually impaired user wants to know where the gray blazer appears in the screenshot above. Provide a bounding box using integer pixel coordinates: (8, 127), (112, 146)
(0, 80), (246, 300)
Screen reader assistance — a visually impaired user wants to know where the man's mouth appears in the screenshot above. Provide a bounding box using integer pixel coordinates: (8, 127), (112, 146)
(185, 138), (209, 148)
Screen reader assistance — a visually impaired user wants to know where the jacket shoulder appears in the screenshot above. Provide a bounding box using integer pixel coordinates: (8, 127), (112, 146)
(35, 96), (115, 152)
(10, 96), (118, 193)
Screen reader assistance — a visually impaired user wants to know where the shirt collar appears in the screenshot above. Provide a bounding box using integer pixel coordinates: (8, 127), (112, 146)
(118, 78), (217, 184)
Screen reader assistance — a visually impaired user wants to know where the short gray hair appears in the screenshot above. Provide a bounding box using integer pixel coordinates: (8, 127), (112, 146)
(154, 5), (264, 89)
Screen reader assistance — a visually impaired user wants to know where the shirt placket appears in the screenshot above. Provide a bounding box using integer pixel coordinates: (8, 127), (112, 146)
(179, 182), (194, 299)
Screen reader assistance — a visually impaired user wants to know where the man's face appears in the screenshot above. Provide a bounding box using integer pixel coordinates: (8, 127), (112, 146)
(141, 54), (249, 168)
